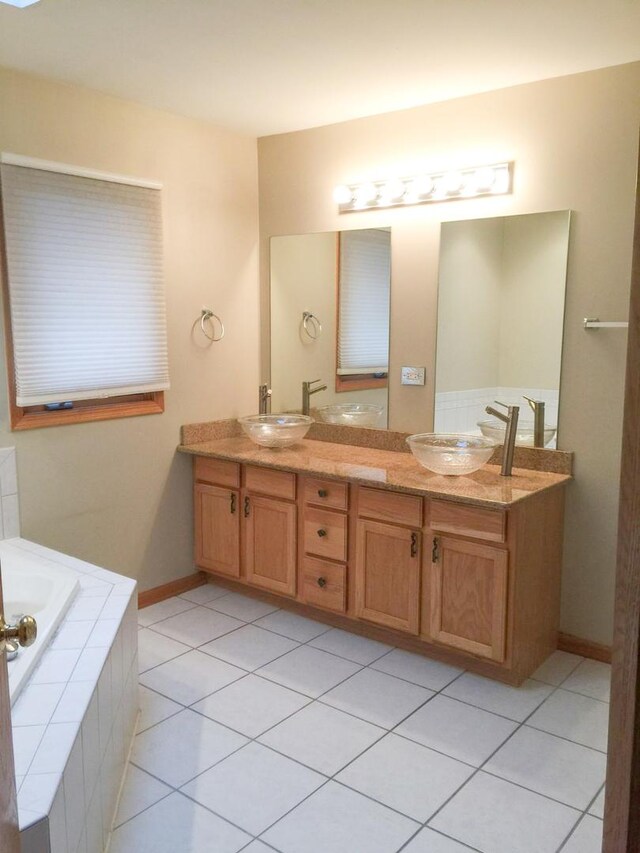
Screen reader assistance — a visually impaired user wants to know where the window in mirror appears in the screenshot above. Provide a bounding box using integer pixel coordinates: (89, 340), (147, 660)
(270, 228), (391, 428)
(434, 211), (570, 448)
(336, 229), (390, 392)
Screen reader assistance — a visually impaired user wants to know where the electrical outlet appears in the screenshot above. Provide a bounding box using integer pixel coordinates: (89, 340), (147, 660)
(401, 366), (426, 386)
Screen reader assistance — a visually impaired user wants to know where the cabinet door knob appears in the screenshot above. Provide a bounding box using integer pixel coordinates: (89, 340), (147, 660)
(317, 489), (328, 498)
(317, 528), (327, 538)
(230, 493), (236, 514)
(244, 496), (250, 518)
(317, 577), (327, 588)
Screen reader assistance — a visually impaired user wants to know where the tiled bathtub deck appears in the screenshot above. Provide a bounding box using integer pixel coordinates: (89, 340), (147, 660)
(122, 583), (611, 853)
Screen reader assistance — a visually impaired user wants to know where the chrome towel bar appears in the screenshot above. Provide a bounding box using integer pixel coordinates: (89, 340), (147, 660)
(584, 317), (629, 329)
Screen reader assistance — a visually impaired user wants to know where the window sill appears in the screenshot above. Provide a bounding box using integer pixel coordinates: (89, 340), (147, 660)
(335, 375), (388, 393)
(11, 393), (165, 431)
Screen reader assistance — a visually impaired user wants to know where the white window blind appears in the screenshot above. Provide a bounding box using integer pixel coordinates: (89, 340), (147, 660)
(337, 228), (391, 375)
(0, 159), (169, 407)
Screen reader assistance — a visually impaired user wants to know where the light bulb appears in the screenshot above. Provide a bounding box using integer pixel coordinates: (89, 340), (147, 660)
(354, 183), (378, 207)
(333, 185), (353, 205)
(472, 167), (496, 192)
(491, 166), (511, 194)
(443, 171), (463, 194)
(377, 179), (405, 206)
(412, 176), (434, 196)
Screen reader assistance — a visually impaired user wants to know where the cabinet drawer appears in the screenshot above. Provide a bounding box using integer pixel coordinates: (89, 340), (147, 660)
(302, 477), (349, 510)
(358, 487), (422, 528)
(430, 499), (506, 543)
(194, 456), (240, 489)
(303, 507), (348, 562)
(245, 465), (296, 500)
(300, 558), (347, 613)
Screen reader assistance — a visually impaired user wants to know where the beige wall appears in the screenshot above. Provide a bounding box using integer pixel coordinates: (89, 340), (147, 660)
(436, 218), (503, 393)
(0, 67), (259, 592)
(499, 211), (569, 389)
(436, 211), (569, 394)
(270, 232), (387, 421)
(259, 63), (640, 644)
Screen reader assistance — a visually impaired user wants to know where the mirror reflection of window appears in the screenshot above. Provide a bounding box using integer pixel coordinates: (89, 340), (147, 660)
(270, 228), (391, 428)
(336, 229), (390, 392)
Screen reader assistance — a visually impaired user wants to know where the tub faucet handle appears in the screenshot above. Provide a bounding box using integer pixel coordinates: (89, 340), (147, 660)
(0, 613), (37, 652)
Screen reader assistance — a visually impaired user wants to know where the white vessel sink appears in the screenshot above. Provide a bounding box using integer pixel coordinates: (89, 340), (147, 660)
(406, 433), (496, 476)
(477, 419), (557, 447)
(317, 403), (383, 428)
(238, 414), (313, 448)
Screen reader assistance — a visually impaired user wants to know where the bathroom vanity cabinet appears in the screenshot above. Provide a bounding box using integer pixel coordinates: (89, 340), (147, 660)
(189, 445), (568, 685)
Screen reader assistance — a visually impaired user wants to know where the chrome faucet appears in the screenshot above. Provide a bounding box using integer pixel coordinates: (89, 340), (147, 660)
(302, 379), (327, 416)
(258, 384), (272, 415)
(485, 401), (520, 476)
(523, 396), (545, 448)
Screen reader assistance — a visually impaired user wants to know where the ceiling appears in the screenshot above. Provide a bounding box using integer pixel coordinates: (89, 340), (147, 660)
(0, 0), (639, 137)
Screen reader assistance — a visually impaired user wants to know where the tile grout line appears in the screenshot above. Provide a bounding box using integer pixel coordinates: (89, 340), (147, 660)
(128, 601), (444, 841)
(16, 578), (128, 783)
(133, 598), (607, 851)
(130, 615), (474, 842)
(416, 672), (601, 852)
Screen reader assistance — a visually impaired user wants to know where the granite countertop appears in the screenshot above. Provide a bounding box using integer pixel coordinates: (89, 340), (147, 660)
(178, 435), (571, 508)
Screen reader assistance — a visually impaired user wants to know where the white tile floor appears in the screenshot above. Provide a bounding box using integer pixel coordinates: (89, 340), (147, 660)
(113, 585), (610, 853)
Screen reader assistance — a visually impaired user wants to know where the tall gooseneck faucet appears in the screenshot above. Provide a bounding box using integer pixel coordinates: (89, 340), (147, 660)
(523, 396), (545, 448)
(258, 384), (272, 415)
(302, 379), (327, 415)
(485, 401), (520, 476)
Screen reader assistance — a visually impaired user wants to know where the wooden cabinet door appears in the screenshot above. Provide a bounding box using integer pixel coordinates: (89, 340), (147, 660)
(245, 494), (297, 596)
(355, 519), (421, 634)
(194, 483), (240, 577)
(430, 535), (508, 662)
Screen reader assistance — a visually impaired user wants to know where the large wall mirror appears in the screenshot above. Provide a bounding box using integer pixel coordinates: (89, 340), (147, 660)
(270, 228), (391, 427)
(270, 212), (570, 440)
(435, 210), (571, 447)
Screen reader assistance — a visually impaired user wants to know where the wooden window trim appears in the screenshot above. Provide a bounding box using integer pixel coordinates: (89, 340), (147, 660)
(0, 201), (165, 431)
(335, 374), (388, 393)
(334, 232), (389, 394)
(9, 393), (165, 431)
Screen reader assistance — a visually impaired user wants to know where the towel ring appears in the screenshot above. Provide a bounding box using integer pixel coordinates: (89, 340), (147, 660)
(200, 309), (225, 342)
(302, 311), (322, 340)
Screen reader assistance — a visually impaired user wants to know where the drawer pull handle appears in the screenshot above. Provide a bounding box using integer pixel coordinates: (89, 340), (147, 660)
(317, 528), (327, 538)
(244, 496), (250, 518)
(317, 576), (327, 588)
(317, 489), (328, 498)
(230, 493), (236, 514)
(411, 531), (418, 558)
(432, 536), (439, 563)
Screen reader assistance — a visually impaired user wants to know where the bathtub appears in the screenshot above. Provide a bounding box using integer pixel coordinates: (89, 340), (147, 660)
(2, 541), (79, 703)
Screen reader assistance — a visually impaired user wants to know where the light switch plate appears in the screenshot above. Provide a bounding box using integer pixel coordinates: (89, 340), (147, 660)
(401, 366), (426, 386)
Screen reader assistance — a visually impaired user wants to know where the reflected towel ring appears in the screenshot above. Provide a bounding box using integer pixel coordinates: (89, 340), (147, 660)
(200, 309), (225, 342)
(302, 311), (322, 340)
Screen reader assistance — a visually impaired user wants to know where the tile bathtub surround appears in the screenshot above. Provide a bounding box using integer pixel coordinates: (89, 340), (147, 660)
(118, 595), (610, 852)
(7, 538), (138, 853)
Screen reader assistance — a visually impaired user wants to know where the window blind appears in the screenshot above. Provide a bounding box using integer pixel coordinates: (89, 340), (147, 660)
(0, 160), (169, 407)
(337, 228), (391, 375)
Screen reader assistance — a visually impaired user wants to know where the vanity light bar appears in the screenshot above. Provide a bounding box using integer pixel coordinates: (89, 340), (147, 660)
(333, 162), (514, 212)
